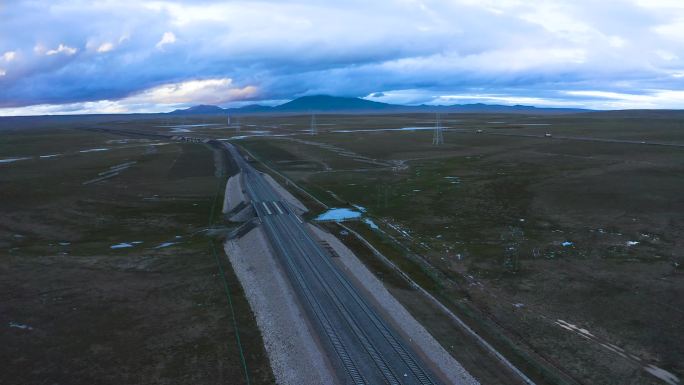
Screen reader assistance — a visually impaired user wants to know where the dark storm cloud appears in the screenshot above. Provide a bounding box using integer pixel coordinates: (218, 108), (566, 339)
(1, 0), (684, 114)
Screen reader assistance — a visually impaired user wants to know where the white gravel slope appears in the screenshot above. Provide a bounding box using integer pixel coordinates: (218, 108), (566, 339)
(223, 173), (247, 214)
(309, 224), (480, 385)
(223, 228), (338, 385)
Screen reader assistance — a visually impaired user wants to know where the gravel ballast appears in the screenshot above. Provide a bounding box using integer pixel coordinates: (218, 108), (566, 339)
(309, 224), (480, 385)
(223, 228), (337, 385)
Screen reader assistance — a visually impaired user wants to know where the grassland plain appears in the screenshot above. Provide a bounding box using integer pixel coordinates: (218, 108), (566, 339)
(2, 112), (682, 385)
(0, 124), (273, 384)
(217, 112), (683, 385)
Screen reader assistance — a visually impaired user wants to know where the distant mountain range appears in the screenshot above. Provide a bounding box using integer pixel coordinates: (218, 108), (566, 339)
(169, 95), (590, 115)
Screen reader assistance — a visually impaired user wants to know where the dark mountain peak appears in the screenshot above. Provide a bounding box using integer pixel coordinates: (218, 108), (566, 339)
(169, 104), (225, 115)
(276, 95), (392, 111)
(168, 95), (590, 115)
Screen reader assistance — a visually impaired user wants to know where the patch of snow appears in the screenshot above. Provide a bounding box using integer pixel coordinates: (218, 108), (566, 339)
(39, 154), (62, 159)
(110, 242), (134, 249)
(626, 241), (640, 246)
(352, 204), (367, 212)
(363, 218), (379, 230)
(154, 242), (178, 249)
(644, 364), (681, 385)
(9, 322), (33, 330)
(79, 148), (110, 153)
(58, 242), (71, 246)
(561, 241), (574, 247)
(555, 319), (595, 338)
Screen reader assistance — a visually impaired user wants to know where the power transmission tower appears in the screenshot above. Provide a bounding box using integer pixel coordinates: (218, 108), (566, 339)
(432, 113), (444, 145)
(226, 113), (231, 126)
(310, 114), (317, 135)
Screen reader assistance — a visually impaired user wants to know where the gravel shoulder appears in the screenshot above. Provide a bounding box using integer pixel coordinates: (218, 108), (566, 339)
(223, 227), (337, 385)
(309, 224), (480, 385)
(262, 173), (308, 214)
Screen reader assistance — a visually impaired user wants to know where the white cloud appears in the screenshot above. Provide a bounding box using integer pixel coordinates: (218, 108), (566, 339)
(97, 42), (114, 53)
(608, 36), (626, 48)
(126, 77), (257, 104)
(0, 100), (130, 116)
(0, 69), (6, 77)
(367, 89), (585, 108)
(2, 51), (16, 62)
(0, 77), (258, 115)
(155, 31), (176, 50)
(656, 50), (678, 61)
(565, 90), (684, 109)
(633, 0), (684, 9)
(45, 43), (78, 56)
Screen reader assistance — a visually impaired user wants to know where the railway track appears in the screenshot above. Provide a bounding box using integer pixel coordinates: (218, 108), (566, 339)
(225, 142), (443, 385)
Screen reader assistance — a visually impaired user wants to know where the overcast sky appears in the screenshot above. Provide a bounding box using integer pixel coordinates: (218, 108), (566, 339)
(1, 0), (684, 115)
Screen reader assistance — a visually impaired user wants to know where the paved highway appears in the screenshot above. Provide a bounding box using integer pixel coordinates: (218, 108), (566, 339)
(223, 142), (444, 385)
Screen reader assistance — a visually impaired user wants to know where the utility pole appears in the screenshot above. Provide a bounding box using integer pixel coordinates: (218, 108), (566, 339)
(432, 113), (444, 145)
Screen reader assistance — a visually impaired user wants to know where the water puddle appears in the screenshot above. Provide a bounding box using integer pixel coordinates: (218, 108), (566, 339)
(333, 127), (439, 133)
(166, 123), (222, 133)
(315, 208), (363, 221)
(0, 157), (31, 164)
(154, 242), (178, 249)
(110, 241), (142, 249)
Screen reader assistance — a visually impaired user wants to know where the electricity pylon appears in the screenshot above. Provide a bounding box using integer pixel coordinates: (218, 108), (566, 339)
(432, 113), (444, 145)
